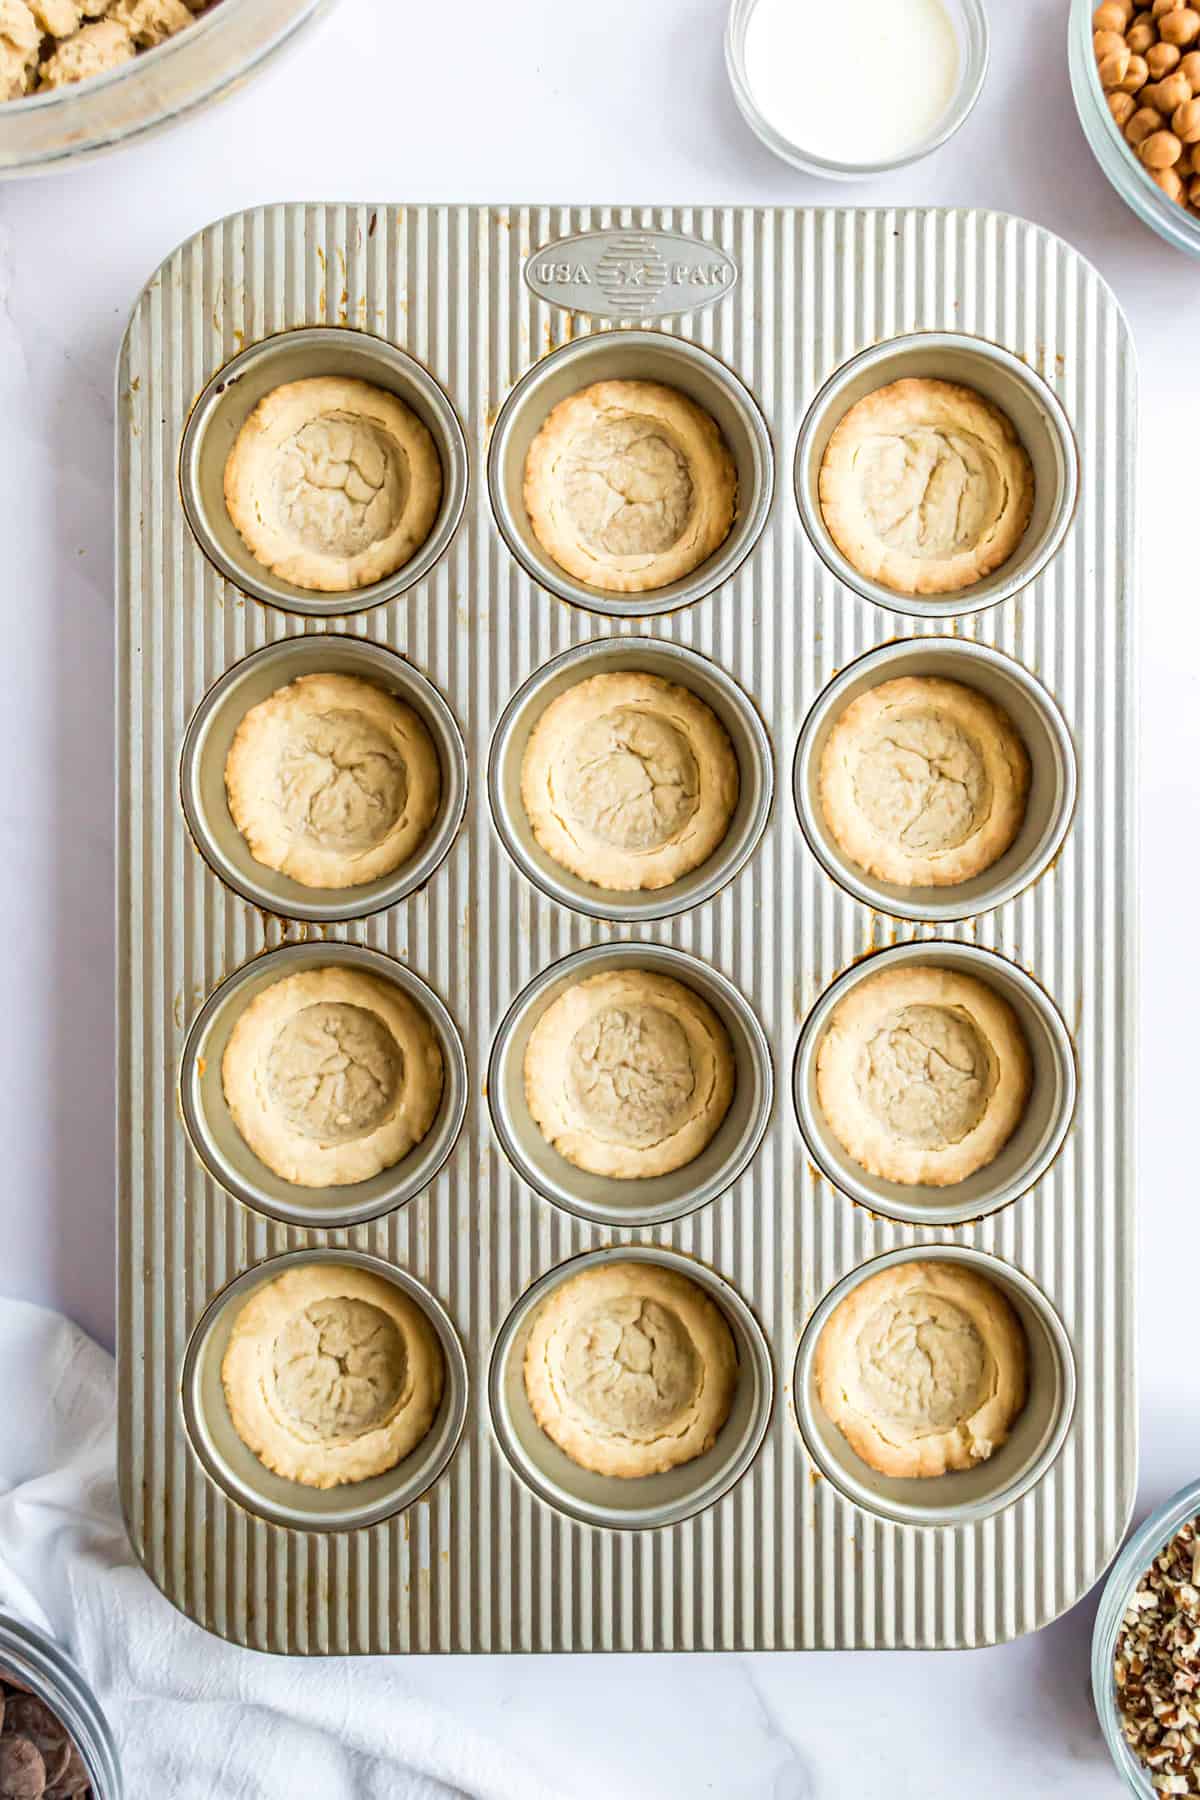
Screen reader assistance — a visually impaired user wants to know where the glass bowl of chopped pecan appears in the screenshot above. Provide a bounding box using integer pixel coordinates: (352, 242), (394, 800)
(0, 0), (335, 177)
(1093, 1480), (1200, 1796)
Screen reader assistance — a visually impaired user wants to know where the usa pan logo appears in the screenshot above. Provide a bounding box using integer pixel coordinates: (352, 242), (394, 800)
(525, 228), (738, 321)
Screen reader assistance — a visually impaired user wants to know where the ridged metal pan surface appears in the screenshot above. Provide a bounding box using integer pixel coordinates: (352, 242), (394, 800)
(115, 203), (1137, 1653)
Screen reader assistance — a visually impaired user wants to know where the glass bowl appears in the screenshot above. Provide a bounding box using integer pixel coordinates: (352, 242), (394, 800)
(724, 0), (990, 179)
(1092, 1478), (1200, 1796)
(0, 0), (335, 177)
(0, 1609), (122, 1796)
(1069, 0), (1200, 256)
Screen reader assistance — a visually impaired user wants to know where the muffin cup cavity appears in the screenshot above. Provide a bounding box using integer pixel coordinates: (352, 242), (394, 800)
(488, 1246), (773, 1530)
(793, 638), (1077, 922)
(487, 330), (775, 619)
(488, 942), (773, 1228)
(793, 941), (1076, 1227)
(181, 636), (468, 924)
(179, 327), (468, 618)
(794, 333), (1079, 619)
(794, 1245), (1076, 1528)
(180, 940), (468, 1229)
(182, 1249), (468, 1533)
(489, 637), (773, 923)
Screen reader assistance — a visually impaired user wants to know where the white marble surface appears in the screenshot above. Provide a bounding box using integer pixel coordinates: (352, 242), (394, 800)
(0, 0), (1188, 1792)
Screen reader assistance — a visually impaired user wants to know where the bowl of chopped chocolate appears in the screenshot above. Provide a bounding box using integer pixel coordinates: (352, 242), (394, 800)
(1094, 1481), (1200, 1797)
(0, 1611), (120, 1798)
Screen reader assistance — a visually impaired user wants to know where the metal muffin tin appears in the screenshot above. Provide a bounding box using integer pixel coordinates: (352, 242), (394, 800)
(117, 204), (1136, 1654)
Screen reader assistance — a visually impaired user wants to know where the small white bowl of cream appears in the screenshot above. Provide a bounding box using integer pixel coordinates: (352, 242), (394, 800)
(725, 0), (990, 179)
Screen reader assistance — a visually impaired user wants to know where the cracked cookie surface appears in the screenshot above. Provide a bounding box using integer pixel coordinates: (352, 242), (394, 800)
(225, 671), (442, 891)
(221, 1264), (444, 1488)
(523, 1261), (737, 1478)
(815, 964), (1031, 1188)
(523, 379), (737, 595)
(814, 1259), (1027, 1479)
(523, 968), (735, 1180)
(520, 670), (739, 892)
(221, 966), (443, 1188)
(818, 377), (1034, 597)
(224, 376), (442, 593)
(820, 674), (1031, 889)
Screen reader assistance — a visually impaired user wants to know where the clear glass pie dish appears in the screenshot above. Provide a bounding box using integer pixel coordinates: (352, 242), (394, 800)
(0, 0), (336, 177)
(1092, 1479), (1200, 1796)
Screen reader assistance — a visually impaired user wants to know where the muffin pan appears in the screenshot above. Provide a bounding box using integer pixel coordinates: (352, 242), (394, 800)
(117, 204), (1135, 1654)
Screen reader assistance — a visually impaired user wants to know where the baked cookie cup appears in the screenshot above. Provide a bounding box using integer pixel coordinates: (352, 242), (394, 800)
(813, 1258), (1028, 1480)
(793, 638), (1076, 923)
(225, 375), (443, 594)
(181, 635), (468, 924)
(490, 636), (772, 924)
(180, 327), (467, 618)
(488, 330), (773, 618)
(814, 962), (1033, 1190)
(794, 1246), (1076, 1528)
(180, 941), (467, 1229)
(488, 942), (773, 1228)
(221, 964), (445, 1189)
(524, 968), (736, 1181)
(489, 1248), (773, 1530)
(183, 1250), (468, 1533)
(520, 670), (739, 892)
(220, 1262), (446, 1489)
(795, 332), (1078, 620)
(523, 378), (737, 594)
(819, 377), (1035, 598)
(794, 941), (1076, 1227)
(819, 675), (1030, 888)
(523, 1260), (738, 1479)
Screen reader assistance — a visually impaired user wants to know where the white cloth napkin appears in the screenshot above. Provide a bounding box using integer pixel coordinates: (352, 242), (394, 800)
(0, 1297), (567, 1800)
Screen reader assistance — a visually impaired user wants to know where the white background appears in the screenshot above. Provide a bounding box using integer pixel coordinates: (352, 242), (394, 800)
(0, 0), (1184, 1793)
